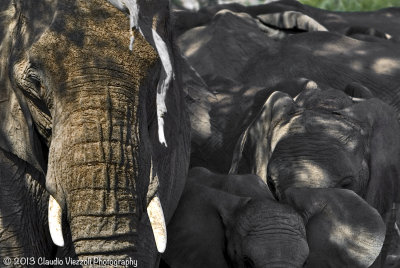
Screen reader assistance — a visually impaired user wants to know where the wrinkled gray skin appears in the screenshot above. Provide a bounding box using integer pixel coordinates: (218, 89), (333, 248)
(0, 0), (190, 266)
(177, 9), (400, 175)
(163, 167), (309, 268)
(231, 86), (400, 267)
(176, 6), (400, 267)
(173, 0), (400, 43)
(285, 187), (386, 268)
(163, 167), (386, 268)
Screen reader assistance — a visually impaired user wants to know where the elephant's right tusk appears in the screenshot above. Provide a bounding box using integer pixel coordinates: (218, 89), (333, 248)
(351, 97), (366, 103)
(48, 196), (65, 247)
(147, 195), (167, 253)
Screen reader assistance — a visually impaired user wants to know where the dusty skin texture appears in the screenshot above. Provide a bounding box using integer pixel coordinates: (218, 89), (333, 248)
(10, 0), (165, 261)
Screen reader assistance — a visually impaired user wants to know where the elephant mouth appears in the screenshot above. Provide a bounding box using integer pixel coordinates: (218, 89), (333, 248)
(48, 193), (167, 253)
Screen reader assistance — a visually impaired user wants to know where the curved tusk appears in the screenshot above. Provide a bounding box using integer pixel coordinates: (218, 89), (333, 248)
(147, 195), (167, 253)
(48, 195), (65, 247)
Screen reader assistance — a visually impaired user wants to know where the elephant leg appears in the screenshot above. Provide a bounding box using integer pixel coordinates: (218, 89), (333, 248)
(379, 204), (399, 267)
(0, 149), (55, 260)
(384, 204), (400, 268)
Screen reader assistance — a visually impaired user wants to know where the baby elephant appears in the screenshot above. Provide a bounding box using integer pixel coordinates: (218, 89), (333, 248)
(162, 167), (308, 268)
(162, 167), (385, 268)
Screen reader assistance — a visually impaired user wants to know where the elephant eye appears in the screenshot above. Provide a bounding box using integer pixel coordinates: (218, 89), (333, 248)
(26, 71), (41, 87)
(243, 256), (255, 268)
(17, 63), (43, 100)
(338, 176), (354, 189)
(267, 175), (279, 201)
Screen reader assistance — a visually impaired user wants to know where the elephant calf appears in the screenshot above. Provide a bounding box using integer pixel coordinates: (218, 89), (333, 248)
(162, 167), (309, 268)
(162, 167), (385, 268)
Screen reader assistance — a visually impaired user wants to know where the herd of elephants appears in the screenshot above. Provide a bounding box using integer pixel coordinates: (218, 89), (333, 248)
(0, 0), (400, 267)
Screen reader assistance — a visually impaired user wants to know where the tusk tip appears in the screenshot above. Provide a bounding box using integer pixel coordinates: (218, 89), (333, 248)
(48, 196), (65, 247)
(51, 235), (65, 247)
(155, 237), (167, 253)
(147, 195), (167, 253)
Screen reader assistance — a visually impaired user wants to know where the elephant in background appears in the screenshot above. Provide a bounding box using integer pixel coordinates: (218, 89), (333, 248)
(0, 0), (190, 266)
(173, 0), (400, 42)
(162, 167), (385, 268)
(230, 84), (400, 266)
(176, 7), (400, 175)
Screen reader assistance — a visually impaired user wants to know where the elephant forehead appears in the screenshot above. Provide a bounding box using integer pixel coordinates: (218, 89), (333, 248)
(269, 159), (333, 188)
(236, 201), (306, 237)
(29, 0), (159, 88)
(268, 134), (363, 187)
(238, 204), (309, 267)
(284, 111), (365, 153)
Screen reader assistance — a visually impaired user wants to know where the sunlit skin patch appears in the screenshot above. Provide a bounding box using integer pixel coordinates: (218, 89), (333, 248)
(329, 221), (383, 267)
(372, 57), (400, 75)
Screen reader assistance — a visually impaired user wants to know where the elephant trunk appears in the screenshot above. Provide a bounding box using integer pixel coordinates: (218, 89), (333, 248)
(46, 83), (149, 261)
(69, 179), (137, 259)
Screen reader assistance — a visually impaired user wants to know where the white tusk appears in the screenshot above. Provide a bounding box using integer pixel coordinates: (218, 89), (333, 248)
(351, 97), (365, 103)
(48, 195), (65, 247)
(395, 222), (400, 237)
(147, 195), (167, 253)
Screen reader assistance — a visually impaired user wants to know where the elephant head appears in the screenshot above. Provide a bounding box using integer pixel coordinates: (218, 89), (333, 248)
(0, 0), (190, 265)
(163, 167), (309, 268)
(231, 85), (400, 215)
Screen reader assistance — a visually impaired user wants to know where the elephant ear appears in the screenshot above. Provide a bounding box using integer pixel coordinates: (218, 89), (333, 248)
(212, 185), (252, 229)
(285, 187), (386, 268)
(344, 82), (374, 99)
(229, 91), (298, 182)
(163, 182), (250, 268)
(0, 1), (49, 173)
(257, 11), (328, 33)
(335, 99), (400, 214)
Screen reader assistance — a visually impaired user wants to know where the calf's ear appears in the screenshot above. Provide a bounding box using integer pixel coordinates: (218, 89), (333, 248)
(229, 91), (297, 182)
(285, 187), (386, 268)
(216, 194), (251, 228)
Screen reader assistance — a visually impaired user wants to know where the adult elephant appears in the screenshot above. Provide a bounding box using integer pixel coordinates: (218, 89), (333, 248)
(230, 85), (400, 266)
(162, 167), (385, 268)
(0, 0), (190, 266)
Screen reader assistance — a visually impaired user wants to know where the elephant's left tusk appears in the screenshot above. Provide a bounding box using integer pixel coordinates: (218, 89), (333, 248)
(48, 196), (65, 247)
(395, 222), (400, 237)
(147, 195), (167, 253)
